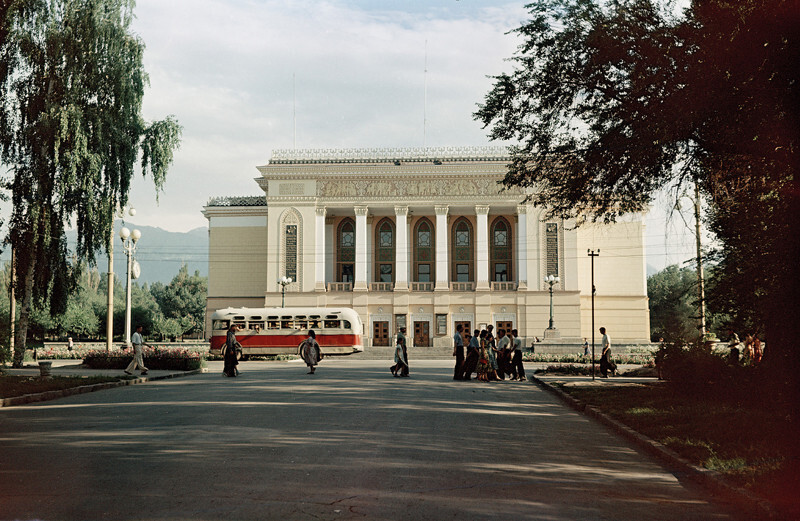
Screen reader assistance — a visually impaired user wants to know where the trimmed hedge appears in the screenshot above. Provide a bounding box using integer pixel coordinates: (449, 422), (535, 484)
(83, 347), (205, 371)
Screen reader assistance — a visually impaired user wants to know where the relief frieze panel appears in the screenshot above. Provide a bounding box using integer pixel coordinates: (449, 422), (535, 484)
(316, 177), (522, 198)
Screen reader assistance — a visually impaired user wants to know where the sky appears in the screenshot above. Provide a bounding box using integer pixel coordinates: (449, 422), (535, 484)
(119, 0), (697, 272)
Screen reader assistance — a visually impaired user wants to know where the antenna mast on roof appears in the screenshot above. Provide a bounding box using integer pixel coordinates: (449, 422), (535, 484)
(293, 72), (297, 149)
(423, 39), (428, 149)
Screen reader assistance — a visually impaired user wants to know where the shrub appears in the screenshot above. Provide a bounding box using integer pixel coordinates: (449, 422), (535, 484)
(657, 340), (739, 391)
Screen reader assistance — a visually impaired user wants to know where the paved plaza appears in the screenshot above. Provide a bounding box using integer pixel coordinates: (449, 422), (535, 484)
(0, 360), (741, 520)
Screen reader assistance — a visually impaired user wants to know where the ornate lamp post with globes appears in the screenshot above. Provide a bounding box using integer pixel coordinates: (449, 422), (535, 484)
(278, 276), (292, 308)
(107, 206), (136, 351)
(120, 226), (141, 348)
(543, 274), (561, 339)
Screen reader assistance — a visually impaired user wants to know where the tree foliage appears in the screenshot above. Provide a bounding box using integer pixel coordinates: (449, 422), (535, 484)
(476, 0), (800, 395)
(0, 0), (182, 366)
(647, 265), (698, 343)
(151, 264), (208, 337)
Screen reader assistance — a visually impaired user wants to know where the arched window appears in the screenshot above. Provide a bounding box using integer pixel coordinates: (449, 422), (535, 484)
(374, 218), (395, 283)
(413, 218), (434, 282)
(490, 217), (513, 281)
(451, 217), (473, 282)
(337, 218), (355, 283)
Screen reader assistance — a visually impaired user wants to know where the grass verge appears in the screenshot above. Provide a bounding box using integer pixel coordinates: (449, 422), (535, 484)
(0, 375), (134, 399)
(552, 381), (799, 516)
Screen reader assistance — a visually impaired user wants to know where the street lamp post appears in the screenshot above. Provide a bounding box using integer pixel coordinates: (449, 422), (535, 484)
(120, 226), (141, 348)
(108, 206), (136, 351)
(545, 274), (560, 329)
(278, 276), (292, 308)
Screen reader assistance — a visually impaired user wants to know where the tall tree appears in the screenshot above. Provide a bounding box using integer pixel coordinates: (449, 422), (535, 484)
(476, 0), (799, 399)
(0, 0), (181, 366)
(152, 264), (207, 338)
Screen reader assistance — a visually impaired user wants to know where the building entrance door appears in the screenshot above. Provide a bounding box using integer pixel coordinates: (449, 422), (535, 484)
(373, 321), (390, 346)
(495, 320), (513, 337)
(414, 321), (430, 347)
(455, 321), (471, 344)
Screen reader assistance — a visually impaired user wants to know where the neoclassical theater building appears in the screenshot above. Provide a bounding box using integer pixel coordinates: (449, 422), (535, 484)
(203, 146), (650, 349)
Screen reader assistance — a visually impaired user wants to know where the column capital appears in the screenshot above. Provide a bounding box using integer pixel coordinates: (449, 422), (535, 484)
(394, 206), (409, 216)
(475, 205), (490, 216)
(435, 205), (449, 217)
(516, 204), (529, 215)
(315, 207), (327, 217)
(354, 206), (369, 217)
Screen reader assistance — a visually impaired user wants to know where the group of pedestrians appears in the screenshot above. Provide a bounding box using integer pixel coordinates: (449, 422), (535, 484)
(727, 329), (763, 366)
(453, 324), (526, 382)
(222, 325), (323, 377)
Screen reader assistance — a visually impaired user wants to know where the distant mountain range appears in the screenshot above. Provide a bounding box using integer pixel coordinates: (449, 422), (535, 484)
(1, 224), (209, 285)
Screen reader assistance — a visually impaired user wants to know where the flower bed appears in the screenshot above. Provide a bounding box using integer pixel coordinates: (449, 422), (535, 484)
(83, 346), (205, 371)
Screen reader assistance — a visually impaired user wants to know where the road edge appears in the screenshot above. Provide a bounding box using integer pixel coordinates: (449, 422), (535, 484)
(530, 375), (781, 520)
(0, 369), (204, 408)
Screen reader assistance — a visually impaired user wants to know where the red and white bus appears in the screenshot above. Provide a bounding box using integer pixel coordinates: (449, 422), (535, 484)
(209, 307), (364, 358)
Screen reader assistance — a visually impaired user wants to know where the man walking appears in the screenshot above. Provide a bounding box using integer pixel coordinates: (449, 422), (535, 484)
(509, 329), (526, 381)
(599, 326), (616, 378)
(453, 324), (465, 380)
(125, 325), (150, 376)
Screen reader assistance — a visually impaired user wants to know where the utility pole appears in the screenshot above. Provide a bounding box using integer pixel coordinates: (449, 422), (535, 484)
(694, 182), (707, 339)
(588, 249), (600, 381)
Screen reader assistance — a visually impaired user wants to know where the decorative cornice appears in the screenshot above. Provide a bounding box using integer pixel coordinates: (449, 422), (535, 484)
(268, 146), (509, 165)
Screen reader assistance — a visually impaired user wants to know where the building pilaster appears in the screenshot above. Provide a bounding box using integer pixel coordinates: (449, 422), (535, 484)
(394, 206), (409, 291)
(516, 204), (528, 290)
(434, 206), (449, 291)
(354, 206), (369, 291)
(315, 207), (326, 292)
(476, 205), (490, 291)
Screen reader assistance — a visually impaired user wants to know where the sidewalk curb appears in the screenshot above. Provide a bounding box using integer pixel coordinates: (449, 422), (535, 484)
(1, 369), (203, 408)
(531, 375), (780, 520)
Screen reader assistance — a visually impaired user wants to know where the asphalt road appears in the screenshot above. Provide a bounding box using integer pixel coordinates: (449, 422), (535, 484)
(1, 360), (738, 521)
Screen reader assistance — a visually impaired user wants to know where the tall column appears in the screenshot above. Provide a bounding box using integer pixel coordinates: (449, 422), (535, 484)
(394, 206), (409, 291)
(354, 206), (369, 291)
(434, 206), (449, 291)
(476, 205), (490, 290)
(516, 205), (528, 290)
(315, 207), (326, 292)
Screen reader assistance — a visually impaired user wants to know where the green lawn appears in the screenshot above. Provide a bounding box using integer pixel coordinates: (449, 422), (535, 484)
(0, 375), (133, 399)
(553, 381), (799, 516)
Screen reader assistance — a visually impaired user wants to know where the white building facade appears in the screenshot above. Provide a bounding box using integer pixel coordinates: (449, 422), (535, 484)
(203, 147), (650, 349)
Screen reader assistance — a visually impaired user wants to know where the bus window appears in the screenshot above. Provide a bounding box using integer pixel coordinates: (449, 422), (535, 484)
(324, 320), (341, 329)
(267, 320), (280, 330)
(212, 319), (230, 331)
(309, 320), (321, 329)
(310, 315), (321, 320)
(249, 316), (262, 321)
(233, 321), (247, 329)
(343, 320), (351, 329)
(325, 315), (339, 320)
(249, 322), (265, 331)
(296, 319), (308, 329)
(282, 320), (296, 329)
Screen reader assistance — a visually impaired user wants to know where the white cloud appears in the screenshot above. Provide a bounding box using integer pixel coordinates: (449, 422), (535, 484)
(126, 1), (526, 231)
